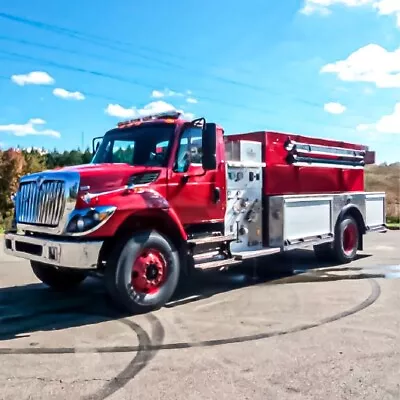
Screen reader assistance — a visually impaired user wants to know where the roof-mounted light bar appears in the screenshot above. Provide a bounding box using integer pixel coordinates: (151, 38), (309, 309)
(117, 110), (182, 128)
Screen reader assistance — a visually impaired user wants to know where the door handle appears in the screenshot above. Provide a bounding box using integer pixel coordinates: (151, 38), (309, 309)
(181, 175), (190, 184)
(213, 187), (221, 203)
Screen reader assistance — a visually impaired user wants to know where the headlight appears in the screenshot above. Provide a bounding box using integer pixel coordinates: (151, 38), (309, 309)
(65, 206), (116, 235)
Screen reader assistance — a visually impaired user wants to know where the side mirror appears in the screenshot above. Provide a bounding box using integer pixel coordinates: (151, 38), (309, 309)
(92, 136), (103, 156)
(202, 123), (217, 170)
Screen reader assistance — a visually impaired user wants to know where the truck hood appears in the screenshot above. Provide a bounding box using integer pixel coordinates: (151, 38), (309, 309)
(56, 163), (161, 192)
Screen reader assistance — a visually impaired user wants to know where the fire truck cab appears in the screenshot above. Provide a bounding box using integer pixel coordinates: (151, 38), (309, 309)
(3, 111), (386, 314)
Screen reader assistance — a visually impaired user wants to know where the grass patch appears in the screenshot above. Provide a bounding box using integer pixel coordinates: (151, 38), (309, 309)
(387, 222), (400, 230)
(387, 215), (400, 224)
(386, 215), (400, 229)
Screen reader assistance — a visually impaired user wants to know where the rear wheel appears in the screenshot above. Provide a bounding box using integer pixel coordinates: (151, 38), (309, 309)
(105, 230), (181, 314)
(30, 261), (87, 291)
(333, 215), (360, 264)
(314, 215), (360, 264)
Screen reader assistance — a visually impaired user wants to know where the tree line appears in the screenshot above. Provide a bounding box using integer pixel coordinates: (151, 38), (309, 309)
(0, 147), (93, 229)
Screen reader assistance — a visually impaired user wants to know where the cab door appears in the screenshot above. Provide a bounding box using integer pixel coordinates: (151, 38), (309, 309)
(167, 124), (224, 227)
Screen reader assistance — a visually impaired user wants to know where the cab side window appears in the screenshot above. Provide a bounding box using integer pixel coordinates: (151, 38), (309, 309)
(174, 127), (203, 172)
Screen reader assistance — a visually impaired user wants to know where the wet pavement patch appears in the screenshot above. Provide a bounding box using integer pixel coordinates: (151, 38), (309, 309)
(281, 265), (400, 284)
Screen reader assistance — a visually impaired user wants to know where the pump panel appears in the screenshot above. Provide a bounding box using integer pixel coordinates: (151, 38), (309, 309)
(224, 141), (264, 253)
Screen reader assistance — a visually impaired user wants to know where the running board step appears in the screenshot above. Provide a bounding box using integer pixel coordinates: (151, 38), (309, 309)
(189, 235), (235, 246)
(195, 258), (242, 270)
(231, 247), (281, 260)
(193, 251), (221, 263)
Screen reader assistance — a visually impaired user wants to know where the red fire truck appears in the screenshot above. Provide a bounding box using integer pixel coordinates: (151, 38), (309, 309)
(3, 111), (386, 314)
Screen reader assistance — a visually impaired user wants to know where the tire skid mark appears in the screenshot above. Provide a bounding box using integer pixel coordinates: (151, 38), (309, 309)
(0, 279), (380, 355)
(0, 299), (165, 400)
(84, 314), (165, 400)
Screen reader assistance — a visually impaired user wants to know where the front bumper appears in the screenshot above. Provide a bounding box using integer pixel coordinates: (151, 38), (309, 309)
(3, 233), (103, 270)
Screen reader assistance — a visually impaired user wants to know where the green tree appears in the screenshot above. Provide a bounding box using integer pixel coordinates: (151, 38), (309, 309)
(0, 146), (94, 225)
(67, 149), (84, 166)
(22, 149), (47, 175)
(0, 149), (26, 228)
(82, 147), (93, 164)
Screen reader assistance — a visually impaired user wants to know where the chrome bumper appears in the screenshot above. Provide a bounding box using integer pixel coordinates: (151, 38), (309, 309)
(3, 233), (103, 270)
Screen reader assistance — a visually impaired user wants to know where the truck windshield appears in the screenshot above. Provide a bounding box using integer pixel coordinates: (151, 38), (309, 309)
(92, 123), (176, 167)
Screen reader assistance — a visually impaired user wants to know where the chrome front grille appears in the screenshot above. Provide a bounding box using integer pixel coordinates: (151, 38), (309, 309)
(16, 180), (66, 227)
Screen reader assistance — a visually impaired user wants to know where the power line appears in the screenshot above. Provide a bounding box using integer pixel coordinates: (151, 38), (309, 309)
(0, 11), (244, 72)
(0, 36), (173, 74)
(0, 49), (157, 90)
(0, 14), (394, 141)
(0, 35), (329, 112)
(0, 12), (325, 107)
(0, 49), (284, 114)
(2, 52), (392, 141)
(0, 12), (213, 72)
(0, 33), (275, 94)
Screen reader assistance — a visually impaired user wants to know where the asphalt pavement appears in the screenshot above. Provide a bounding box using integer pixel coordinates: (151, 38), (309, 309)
(0, 230), (399, 400)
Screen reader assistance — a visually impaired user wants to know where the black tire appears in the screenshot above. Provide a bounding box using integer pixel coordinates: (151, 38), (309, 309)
(31, 261), (87, 291)
(104, 230), (181, 314)
(332, 215), (360, 264)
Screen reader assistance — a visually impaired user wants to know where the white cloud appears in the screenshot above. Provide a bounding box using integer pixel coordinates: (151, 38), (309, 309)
(374, 0), (400, 26)
(0, 118), (60, 138)
(186, 97), (198, 104)
(152, 88), (198, 104)
(141, 101), (177, 116)
(11, 71), (55, 86)
(29, 118), (46, 125)
(357, 103), (400, 134)
(321, 44), (400, 88)
(301, 0), (400, 25)
(53, 88), (85, 101)
(105, 104), (136, 119)
(151, 90), (165, 99)
(105, 100), (195, 120)
(301, 0), (372, 15)
(324, 102), (346, 114)
(151, 88), (187, 99)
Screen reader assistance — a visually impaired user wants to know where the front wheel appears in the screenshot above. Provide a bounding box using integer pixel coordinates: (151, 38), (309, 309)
(105, 230), (181, 314)
(31, 261), (87, 291)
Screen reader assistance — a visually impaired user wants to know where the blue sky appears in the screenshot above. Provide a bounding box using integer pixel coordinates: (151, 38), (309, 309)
(0, 0), (400, 163)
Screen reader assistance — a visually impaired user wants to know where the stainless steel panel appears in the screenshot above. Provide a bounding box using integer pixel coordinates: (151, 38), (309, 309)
(14, 171), (80, 235)
(268, 195), (285, 248)
(3, 232), (102, 270)
(16, 180), (65, 226)
(267, 192), (382, 248)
